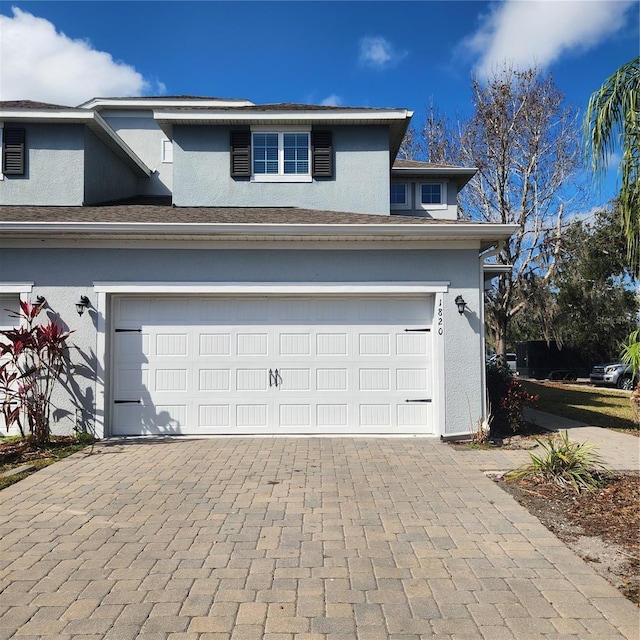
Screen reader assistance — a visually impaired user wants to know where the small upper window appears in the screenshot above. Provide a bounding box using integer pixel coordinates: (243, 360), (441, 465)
(417, 182), (447, 210)
(161, 138), (173, 163)
(252, 131), (310, 182)
(390, 183), (409, 209)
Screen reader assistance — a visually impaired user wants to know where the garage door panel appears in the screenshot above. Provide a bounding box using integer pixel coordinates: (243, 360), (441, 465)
(199, 333), (231, 356)
(317, 333), (347, 356)
(199, 369), (230, 391)
(237, 333), (268, 356)
(113, 295), (435, 435)
(236, 369), (268, 391)
(317, 369), (347, 391)
(199, 404), (230, 428)
(155, 333), (188, 356)
(237, 404), (268, 427)
(277, 368), (310, 391)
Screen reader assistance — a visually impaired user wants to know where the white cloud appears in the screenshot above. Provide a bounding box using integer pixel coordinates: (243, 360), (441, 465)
(320, 94), (342, 106)
(461, 0), (636, 78)
(358, 36), (407, 70)
(0, 7), (161, 105)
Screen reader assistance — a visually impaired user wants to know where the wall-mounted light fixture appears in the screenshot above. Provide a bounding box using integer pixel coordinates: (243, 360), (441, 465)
(455, 295), (468, 315)
(35, 295), (46, 306)
(76, 296), (91, 316)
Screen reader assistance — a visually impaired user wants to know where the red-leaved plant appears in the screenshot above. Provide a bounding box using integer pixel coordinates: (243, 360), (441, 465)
(0, 300), (72, 444)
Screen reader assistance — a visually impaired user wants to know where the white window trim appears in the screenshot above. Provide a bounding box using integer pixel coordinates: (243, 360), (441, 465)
(161, 138), (173, 164)
(390, 182), (410, 210)
(251, 126), (312, 183)
(416, 181), (447, 211)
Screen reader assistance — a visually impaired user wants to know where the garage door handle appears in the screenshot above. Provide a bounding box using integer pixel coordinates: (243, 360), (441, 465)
(269, 369), (275, 387)
(274, 369), (283, 388)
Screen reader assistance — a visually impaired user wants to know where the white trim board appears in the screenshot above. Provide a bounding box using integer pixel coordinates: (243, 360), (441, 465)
(93, 282), (451, 294)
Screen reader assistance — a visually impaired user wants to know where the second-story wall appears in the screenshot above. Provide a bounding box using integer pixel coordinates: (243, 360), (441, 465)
(100, 111), (173, 196)
(1, 123), (85, 206)
(172, 125), (390, 214)
(83, 128), (139, 205)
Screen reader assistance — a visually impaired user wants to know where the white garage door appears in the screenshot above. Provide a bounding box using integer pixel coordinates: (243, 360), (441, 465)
(112, 295), (434, 435)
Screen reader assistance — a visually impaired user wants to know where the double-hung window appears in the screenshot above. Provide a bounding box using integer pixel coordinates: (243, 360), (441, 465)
(252, 129), (311, 182)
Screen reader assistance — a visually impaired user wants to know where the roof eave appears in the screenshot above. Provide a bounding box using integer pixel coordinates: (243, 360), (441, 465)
(0, 109), (151, 178)
(0, 222), (518, 249)
(392, 167), (477, 188)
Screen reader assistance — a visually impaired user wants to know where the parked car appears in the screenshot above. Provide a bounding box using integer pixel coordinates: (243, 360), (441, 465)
(487, 353), (518, 374)
(590, 363), (639, 390)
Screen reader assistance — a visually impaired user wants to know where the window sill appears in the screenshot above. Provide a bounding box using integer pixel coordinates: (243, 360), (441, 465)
(251, 174), (313, 183)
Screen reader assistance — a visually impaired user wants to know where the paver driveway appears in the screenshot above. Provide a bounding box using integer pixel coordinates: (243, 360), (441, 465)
(0, 437), (637, 639)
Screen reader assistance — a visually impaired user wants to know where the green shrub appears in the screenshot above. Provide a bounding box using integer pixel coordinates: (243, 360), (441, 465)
(486, 363), (538, 438)
(506, 431), (608, 492)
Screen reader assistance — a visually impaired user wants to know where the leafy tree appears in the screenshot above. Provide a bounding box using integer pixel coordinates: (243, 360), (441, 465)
(510, 205), (638, 363)
(403, 65), (583, 359)
(584, 56), (640, 275)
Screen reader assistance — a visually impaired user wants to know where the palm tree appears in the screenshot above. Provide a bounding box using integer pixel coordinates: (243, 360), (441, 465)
(621, 329), (640, 423)
(583, 56), (640, 275)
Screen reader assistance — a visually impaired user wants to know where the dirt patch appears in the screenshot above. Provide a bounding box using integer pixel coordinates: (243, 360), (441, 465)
(496, 472), (639, 605)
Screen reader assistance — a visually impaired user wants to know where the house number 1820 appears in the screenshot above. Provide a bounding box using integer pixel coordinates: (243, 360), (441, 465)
(437, 298), (443, 335)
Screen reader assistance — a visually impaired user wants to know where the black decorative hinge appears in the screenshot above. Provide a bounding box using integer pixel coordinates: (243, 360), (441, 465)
(115, 328), (142, 333)
(114, 400), (142, 404)
(404, 328), (431, 332)
(405, 399), (432, 403)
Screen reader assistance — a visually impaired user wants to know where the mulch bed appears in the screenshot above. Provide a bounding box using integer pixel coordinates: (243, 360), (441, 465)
(498, 472), (640, 605)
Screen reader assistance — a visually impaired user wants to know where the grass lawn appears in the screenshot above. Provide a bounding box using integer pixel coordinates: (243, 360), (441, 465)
(0, 437), (92, 491)
(522, 380), (639, 432)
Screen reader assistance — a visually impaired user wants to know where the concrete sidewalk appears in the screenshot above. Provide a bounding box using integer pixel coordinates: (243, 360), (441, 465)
(0, 436), (638, 640)
(524, 407), (640, 471)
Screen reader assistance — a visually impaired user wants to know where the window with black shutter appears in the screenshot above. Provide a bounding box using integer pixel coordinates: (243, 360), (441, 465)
(2, 127), (25, 176)
(312, 130), (333, 178)
(230, 129), (251, 177)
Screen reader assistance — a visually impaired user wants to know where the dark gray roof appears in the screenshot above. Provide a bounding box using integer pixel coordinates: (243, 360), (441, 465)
(393, 159), (472, 170)
(0, 100), (77, 110)
(0, 203), (466, 225)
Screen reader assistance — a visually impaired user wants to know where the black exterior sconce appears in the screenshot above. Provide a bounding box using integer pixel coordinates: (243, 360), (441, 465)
(76, 296), (91, 316)
(455, 295), (468, 315)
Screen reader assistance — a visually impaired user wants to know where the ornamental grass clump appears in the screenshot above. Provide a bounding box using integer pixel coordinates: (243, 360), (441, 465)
(506, 431), (608, 493)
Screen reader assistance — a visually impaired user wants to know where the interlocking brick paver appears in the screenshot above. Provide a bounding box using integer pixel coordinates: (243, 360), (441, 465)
(0, 436), (637, 640)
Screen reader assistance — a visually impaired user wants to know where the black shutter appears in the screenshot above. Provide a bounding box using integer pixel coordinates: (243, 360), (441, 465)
(230, 130), (251, 177)
(312, 130), (333, 178)
(3, 127), (25, 176)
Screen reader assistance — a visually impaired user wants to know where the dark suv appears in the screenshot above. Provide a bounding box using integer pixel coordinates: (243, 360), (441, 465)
(590, 363), (638, 390)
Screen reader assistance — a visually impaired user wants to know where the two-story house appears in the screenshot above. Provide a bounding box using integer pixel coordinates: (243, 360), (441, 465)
(0, 97), (516, 439)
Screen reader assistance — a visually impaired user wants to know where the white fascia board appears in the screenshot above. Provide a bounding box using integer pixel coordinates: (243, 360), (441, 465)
(0, 109), (96, 123)
(0, 283), (33, 293)
(79, 98), (254, 109)
(0, 222), (518, 249)
(153, 109), (413, 124)
(94, 281), (450, 294)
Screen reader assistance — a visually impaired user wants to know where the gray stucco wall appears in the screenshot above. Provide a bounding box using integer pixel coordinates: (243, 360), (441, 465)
(83, 129), (139, 204)
(0, 245), (483, 437)
(390, 178), (459, 220)
(173, 126), (390, 214)
(0, 124), (85, 205)
(100, 111), (173, 196)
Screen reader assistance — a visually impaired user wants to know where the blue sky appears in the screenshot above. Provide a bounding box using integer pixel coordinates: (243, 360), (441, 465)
(0, 1), (638, 202)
